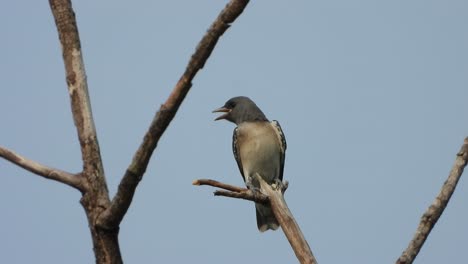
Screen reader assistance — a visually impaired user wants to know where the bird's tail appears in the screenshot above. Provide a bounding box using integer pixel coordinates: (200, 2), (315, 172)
(255, 203), (279, 232)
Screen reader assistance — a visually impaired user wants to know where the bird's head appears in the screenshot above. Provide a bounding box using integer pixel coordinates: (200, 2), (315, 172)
(213, 96), (268, 125)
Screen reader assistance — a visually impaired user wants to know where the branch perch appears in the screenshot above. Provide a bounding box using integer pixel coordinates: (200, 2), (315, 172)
(194, 176), (317, 264)
(96, 0), (251, 229)
(214, 190), (266, 202)
(396, 137), (468, 264)
(193, 178), (248, 192)
(0, 146), (82, 190)
(257, 176), (317, 264)
(193, 179), (268, 203)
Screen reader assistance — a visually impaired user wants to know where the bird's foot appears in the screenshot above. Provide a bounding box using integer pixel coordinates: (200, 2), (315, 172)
(273, 179), (282, 188)
(246, 182), (261, 193)
(271, 179), (288, 193)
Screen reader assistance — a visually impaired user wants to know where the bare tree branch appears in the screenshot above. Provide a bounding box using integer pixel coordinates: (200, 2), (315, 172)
(396, 137), (468, 264)
(193, 179), (268, 203)
(214, 190), (269, 203)
(1, 0), (104, 195)
(49, 1), (119, 262)
(49, 0), (108, 193)
(0, 146), (82, 190)
(96, 0), (251, 230)
(193, 179), (248, 192)
(7, 0), (265, 262)
(195, 176), (317, 264)
(257, 176), (317, 264)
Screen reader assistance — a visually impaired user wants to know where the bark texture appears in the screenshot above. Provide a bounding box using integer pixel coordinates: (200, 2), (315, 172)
(258, 177), (317, 264)
(396, 137), (468, 264)
(49, 0), (119, 262)
(2, 0), (466, 263)
(95, 0), (250, 230)
(1, 0), (251, 263)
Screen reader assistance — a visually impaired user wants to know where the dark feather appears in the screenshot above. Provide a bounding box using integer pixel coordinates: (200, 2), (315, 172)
(271, 120), (287, 181)
(232, 127), (245, 182)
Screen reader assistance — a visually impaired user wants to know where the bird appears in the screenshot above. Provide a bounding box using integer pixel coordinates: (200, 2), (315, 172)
(213, 96), (287, 232)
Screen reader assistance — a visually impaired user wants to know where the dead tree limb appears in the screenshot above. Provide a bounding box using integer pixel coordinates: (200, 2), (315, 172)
(49, 0), (107, 188)
(0, 146), (82, 190)
(96, 0), (250, 230)
(214, 189), (268, 202)
(49, 0), (119, 262)
(1, 0), (250, 263)
(194, 177), (317, 264)
(257, 177), (317, 264)
(193, 179), (269, 203)
(193, 179), (248, 193)
(396, 137), (468, 264)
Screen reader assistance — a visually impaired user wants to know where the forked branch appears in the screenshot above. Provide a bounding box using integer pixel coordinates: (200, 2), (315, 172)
(194, 177), (317, 264)
(0, 0), (105, 193)
(49, 0), (106, 184)
(257, 176), (317, 264)
(96, 0), (251, 229)
(396, 137), (468, 264)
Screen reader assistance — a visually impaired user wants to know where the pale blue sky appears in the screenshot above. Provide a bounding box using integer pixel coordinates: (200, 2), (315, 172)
(1, 1), (468, 263)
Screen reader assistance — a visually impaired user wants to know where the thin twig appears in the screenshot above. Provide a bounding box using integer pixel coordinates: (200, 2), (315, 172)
(214, 189), (269, 204)
(194, 179), (268, 203)
(0, 146), (82, 190)
(396, 137), (468, 264)
(194, 179), (248, 192)
(96, 0), (251, 229)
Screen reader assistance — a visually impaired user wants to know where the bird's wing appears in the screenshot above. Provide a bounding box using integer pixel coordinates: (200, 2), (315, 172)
(271, 120), (287, 181)
(232, 127), (246, 182)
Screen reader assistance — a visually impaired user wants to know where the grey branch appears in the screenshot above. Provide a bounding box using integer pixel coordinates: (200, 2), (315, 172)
(96, 0), (251, 230)
(396, 137), (468, 264)
(0, 146), (82, 190)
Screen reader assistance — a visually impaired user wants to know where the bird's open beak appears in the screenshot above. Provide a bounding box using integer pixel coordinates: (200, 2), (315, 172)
(212, 107), (230, 121)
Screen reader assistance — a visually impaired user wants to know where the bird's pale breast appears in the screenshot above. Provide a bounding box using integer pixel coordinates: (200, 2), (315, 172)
(237, 122), (281, 185)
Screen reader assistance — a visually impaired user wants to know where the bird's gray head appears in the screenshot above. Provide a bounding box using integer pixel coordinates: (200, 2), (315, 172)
(213, 96), (268, 125)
